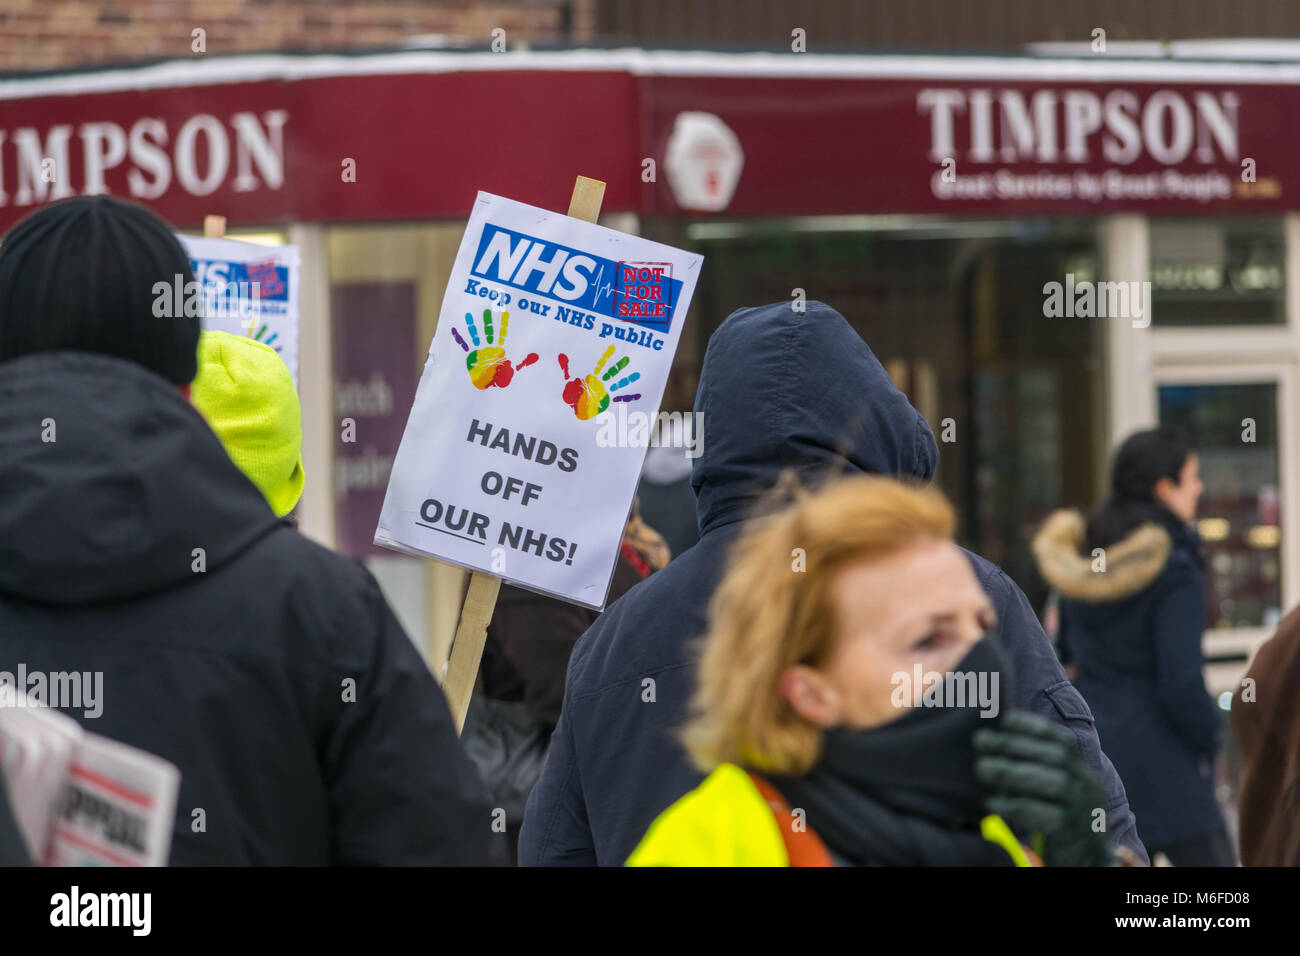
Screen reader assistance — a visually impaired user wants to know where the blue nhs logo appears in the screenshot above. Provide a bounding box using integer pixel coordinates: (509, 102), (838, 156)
(470, 224), (612, 315)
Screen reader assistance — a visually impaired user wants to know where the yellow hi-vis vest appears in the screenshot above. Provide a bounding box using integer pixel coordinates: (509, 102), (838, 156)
(626, 762), (1034, 867)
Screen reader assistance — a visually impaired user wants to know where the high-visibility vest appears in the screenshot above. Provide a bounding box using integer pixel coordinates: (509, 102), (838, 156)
(626, 762), (1037, 867)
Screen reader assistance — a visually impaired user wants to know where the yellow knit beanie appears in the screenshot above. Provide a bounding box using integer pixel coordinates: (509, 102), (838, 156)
(192, 330), (305, 517)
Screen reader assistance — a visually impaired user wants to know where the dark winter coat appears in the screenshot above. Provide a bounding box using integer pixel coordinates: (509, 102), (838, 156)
(1034, 507), (1225, 849)
(518, 301), (1145, 866)
(481, 556), (645, 728)
(0, 351), (494, 865)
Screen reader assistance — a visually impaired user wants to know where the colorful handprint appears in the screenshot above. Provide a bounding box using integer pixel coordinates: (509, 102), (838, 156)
(558, 346), (642, 421)
(451, 309), (538, 389)
(247, 322), (281, 353)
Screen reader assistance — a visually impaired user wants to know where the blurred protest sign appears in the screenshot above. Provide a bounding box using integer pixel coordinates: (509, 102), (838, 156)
(177, 231), (301, 386)
(0, 694), (179, 866)
(376, 179), (702, 726)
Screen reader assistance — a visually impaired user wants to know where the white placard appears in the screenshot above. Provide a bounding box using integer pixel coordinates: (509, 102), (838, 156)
(376, 192), (703, 608)
(177, 235), (301, 386)
(47, 732), (180, 868)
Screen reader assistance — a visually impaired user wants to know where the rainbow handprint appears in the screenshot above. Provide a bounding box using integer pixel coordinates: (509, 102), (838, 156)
(558, 346), (642, 421)
(451, 309), (538, 389)
(247, 322), (281, 353)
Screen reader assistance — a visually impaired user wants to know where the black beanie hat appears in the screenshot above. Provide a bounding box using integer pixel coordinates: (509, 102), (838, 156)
(0, 196), (200, 384)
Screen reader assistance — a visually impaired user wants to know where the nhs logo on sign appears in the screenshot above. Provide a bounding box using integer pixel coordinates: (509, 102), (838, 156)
(470, 225), (684, 330)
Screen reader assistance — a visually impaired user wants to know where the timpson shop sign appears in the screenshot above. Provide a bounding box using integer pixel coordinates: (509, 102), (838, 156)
(0, 62), (655, 231)
(6, 90), (1255, 212)
(0, 57), (1297, 228)
(0, 110), (287, 208)
(641, 70), (1298, 215)
(917, 86), (1270, 204)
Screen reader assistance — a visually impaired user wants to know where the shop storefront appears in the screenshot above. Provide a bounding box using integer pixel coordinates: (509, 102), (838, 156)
(3, 47), (1296, 689)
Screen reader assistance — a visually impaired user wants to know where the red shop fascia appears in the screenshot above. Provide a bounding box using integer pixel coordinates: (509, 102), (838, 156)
(1, 48), (1298, 233)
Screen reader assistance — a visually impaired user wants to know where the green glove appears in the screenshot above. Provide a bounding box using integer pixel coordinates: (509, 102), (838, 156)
(973, 711), (1114, 867)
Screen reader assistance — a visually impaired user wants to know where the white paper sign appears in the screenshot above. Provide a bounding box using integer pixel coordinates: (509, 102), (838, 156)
(0, 694), (180, 866)
(47, 732), (180, 868)
(177, 235), (301, 386)
(376, 192), (703, 608)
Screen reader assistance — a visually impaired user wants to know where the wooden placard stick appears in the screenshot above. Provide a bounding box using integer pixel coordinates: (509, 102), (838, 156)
(203, 215), (226, 239)
(443, 175), (607, 735)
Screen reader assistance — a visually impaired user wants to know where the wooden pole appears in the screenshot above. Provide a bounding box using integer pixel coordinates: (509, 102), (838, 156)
(566, 175), (606, 220)
(443, 175), (607, 734)
(203, 215), (226, 239)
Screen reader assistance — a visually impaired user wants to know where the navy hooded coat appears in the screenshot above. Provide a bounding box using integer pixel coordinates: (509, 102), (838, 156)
(518, 301), (1146, 865)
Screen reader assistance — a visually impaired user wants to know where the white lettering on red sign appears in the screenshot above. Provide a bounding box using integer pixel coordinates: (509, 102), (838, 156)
(0, 109), (288, 208)
(917, 88), (1238, 165)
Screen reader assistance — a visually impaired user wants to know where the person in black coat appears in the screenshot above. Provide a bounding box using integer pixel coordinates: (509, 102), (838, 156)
(1034, 425), (1232, 866)
(472, 525), (659, 863)
(0, 197), (493, 865)
(518, 300), (1146, 866)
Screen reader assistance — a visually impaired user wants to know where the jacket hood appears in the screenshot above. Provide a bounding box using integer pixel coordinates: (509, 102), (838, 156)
(0, 351), (281, 605)
(1032, 509), (1171, 603)
(691, 301), (938, 535)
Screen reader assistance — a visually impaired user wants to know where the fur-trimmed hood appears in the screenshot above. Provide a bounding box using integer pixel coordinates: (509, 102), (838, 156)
(1032, 509), (1172, 603)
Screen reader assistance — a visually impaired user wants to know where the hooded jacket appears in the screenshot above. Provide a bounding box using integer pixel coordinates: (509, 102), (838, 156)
(1033, 507), (1224, 849)
(0, 351), (492, 865)
(518, 301), (1144, 866)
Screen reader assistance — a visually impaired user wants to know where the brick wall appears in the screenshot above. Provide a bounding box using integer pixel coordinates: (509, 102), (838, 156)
(0, 0), (594, 72)
(594, 0), (1300, 50)
(8, 0), (1299, 75)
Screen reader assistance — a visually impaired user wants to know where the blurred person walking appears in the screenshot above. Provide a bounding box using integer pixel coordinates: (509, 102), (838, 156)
(1033, 425), (1231, 866)
(1232, 605), (1300, 865)
(628, 477), (1121, 867)
(520, 301), (1144, 866)
(0, 197), (493, 865)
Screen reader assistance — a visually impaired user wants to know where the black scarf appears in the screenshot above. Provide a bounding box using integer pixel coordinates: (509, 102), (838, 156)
(767, 638), (1016, 866)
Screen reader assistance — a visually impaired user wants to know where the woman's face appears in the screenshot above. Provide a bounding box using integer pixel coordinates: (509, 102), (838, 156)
(1156, 453), (1203, 523)
(779, 539), (995, 731)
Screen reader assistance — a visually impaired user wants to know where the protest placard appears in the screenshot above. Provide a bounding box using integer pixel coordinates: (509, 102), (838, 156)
(376, 188), (703, 617)
(176, 230), (301, 385)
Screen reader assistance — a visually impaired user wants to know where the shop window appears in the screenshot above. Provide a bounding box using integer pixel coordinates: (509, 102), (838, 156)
(1149, 219), (1285, 326)
(1158, 382), (1282, 629)
(965, 231), (1102, 612)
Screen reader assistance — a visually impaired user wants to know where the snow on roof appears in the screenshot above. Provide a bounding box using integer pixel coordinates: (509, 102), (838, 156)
(8, 44), (1300, 102)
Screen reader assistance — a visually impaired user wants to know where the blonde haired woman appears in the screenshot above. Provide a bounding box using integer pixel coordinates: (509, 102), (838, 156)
(628, 476), (1120, 867)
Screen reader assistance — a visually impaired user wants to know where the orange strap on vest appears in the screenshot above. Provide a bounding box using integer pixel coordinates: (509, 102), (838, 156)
(748, 772), (835, 867)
